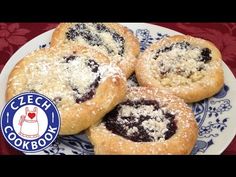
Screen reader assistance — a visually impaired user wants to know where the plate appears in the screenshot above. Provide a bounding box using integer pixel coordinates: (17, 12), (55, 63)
(1, 23), (236, 155)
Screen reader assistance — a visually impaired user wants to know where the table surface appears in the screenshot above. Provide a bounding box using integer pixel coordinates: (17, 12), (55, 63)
(0, 23), (236, 155)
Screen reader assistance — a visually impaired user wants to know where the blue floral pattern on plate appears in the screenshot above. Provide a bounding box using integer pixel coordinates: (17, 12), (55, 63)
(190, 84), (231, 154)
(38, 28), (232, 155)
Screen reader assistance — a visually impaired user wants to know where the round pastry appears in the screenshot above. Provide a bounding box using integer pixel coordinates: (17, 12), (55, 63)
(87, 87), (198, 155)
(51, 23), (140, 78)
(6, 44), (127, 135)
(135, 35), (224, 103)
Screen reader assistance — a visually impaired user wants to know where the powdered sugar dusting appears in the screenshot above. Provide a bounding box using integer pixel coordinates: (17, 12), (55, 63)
(150, 42), (212, 87)
(9, 50), (126, 105)
(99, 63), (126, 83)
(64, 23), (126, 63)
(140, 37), (222, 90)
(104, 98), (177, 142)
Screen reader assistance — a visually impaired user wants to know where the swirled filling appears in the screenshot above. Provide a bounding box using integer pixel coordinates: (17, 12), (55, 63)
(104, 99), (177, 142)
(66, 23), (125, 57)
(24, 55), (101, 104)
(151, 41), (212, 86)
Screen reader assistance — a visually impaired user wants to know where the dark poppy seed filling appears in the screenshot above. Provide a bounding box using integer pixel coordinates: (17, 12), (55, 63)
(86, 59), (99, 73)
(63, 55), (76, 63)
(93, 23), (125, 56)
(25, 54), (104, 105)
(103, 99), (177, 142)
(94, 23), (110, 33)
(151, 41), (213, 80)
(153, 42), (191, 60)
(200, 48), (212, 63)
(66, 24), (103, 46)
(67, 58), (101, 104)
(65, 23), (125, 56)
(72, 76), (100, 104)
(153, 41), (212, 63)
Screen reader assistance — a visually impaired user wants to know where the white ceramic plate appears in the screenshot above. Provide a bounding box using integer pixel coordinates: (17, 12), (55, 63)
(1, 23), (236, 155)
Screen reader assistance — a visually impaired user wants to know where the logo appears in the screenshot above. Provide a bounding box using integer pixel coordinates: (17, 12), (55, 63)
(0, 92), (60, 153)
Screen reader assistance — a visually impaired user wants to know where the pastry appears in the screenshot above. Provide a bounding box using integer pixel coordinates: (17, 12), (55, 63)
(135, 35), (224, 103)
(6, 44), (127, 135)
(51, 23), (140, 78)
(87, 87), (198, 155)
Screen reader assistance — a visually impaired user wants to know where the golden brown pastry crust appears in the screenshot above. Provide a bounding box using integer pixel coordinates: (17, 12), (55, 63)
(135, 35), (224, 103)
(87, 87), (198, 155)
(6, 44), (127, 135)
(51, 23), (140, 78)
